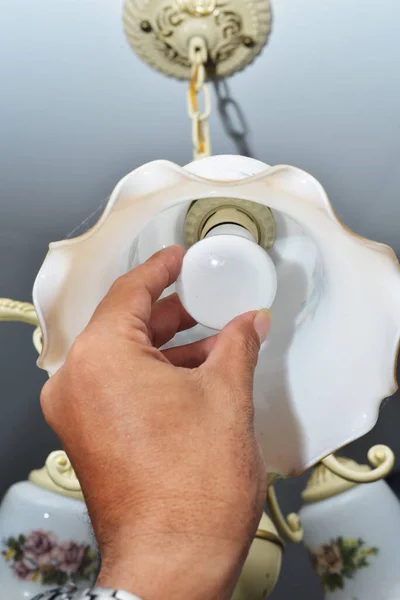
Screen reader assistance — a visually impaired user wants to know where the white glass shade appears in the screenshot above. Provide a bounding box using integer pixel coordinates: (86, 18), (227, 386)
(0, 481), (97, 599)
(299, 479), (400, 599)
(32, 155), (400, 476)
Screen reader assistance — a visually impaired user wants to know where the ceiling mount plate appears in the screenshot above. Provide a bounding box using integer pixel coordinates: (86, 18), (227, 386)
(123, 0), (272, 80)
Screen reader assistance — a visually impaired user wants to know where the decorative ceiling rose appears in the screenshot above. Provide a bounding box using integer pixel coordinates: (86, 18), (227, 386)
(123, 0), (272, 79)
(33, 155), (400, 477)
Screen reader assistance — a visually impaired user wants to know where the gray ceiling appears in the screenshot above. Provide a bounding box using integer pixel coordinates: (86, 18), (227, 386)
(1, 0), (400, 252)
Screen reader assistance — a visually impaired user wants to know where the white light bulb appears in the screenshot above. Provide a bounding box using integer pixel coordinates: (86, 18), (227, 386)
(177, 224), (277, 330)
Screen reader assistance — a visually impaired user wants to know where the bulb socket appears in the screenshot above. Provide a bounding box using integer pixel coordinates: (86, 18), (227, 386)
(184, 197), (276, 250)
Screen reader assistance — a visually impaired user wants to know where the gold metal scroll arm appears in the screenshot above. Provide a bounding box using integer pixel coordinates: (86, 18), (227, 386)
(45, 450), (82, 493)
(1, 300), (81, 495)
(266, 481), (303, 544)
(0, 298), (38, 325)
(0, 298), (42, 353)
(321, 444), (395, 483)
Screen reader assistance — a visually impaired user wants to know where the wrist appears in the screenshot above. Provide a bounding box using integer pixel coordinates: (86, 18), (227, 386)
(97, 531), (247, 600)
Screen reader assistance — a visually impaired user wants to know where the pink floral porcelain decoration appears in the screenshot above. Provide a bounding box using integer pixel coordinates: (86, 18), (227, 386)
(2, 530), (97, 586)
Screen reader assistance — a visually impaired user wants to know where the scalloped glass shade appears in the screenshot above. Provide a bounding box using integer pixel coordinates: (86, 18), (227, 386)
(33, 155), (400, 476)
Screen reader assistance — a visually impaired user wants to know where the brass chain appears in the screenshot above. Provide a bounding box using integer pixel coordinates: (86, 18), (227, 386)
(187, 37), (211, 160)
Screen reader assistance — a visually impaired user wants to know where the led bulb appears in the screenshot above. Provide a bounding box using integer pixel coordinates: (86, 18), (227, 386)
(177, 224), (277, 330)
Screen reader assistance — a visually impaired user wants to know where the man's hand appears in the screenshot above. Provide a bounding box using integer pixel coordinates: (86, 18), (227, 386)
(40, 245), (271, 600)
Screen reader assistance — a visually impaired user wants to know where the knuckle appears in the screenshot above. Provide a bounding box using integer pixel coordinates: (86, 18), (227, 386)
(64, 332), (99, 382)
(68, 333), (90, 367)
(39, 380), (50, 414)
(108, 275), (126, 296)
(233, 330), (259, 360)
(40, 380), (57, 428)
(95, 277), (126, 313)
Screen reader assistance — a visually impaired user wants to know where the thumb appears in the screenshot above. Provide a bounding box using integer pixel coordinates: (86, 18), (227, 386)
(203, 309), (271, 390)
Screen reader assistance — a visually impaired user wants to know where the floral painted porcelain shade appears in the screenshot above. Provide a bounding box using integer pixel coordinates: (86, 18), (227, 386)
(33, 155), (400, 477)
(0, 481), (98, 599)
(299, 461), (400, 599)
